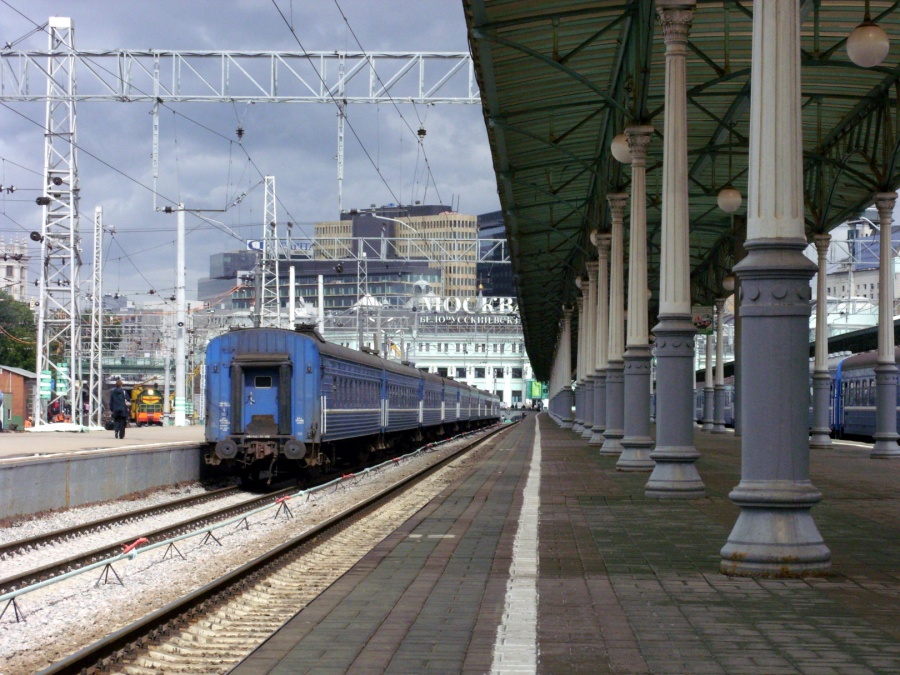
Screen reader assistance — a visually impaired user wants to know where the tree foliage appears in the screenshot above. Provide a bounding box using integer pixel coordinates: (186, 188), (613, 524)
(0, 291), (36, 371)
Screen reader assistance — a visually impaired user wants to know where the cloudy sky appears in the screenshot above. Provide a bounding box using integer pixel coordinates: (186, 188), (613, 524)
(0, 0), (499, 305)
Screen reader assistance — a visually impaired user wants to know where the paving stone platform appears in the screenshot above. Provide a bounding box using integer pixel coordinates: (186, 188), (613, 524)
(233, 413), (900, 674)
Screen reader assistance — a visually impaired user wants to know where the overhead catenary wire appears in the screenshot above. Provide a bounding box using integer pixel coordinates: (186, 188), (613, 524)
(330, 0), (444, 206)
(268, 0), (403, 207)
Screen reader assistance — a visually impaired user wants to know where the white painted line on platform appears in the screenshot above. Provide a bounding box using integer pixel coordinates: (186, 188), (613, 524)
(491, 415), (540, 674)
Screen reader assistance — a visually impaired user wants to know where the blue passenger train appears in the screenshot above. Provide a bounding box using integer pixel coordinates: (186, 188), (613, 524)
(828, 347), (900, 439)
(685, 348), (900, 440)
(204, 327), (500, 483)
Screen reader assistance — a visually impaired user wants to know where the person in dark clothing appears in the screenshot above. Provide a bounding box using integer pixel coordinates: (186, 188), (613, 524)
(109, 379), (128, 439)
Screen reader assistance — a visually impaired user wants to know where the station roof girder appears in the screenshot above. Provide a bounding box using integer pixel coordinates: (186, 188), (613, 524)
(465, 0), (900, 379)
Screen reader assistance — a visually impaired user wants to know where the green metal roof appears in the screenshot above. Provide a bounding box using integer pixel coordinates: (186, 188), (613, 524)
(465, 0), (900, 379)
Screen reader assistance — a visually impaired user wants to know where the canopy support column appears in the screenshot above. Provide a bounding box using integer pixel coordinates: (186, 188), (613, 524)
(602, 193), (629, 456)
(590, 233), (611, 446)
(558, 306), (575, 428)
(872, 192), (900, 458)
(721, 0), (830, 576)
(618, 126), (655, 471)
(712, 298), (727, 433)
(809, 234), (833, 449)
(646, 0), (704, 497)
(581, 263), (598, 439)
(573, 294), (586, 433)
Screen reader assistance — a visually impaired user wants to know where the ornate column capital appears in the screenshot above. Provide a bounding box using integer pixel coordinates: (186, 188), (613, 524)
(813, 232), (831, 257)
(594, 232), (612, 257)
(625, 125), (654, 167)
(656, 1), (695, 46)
(607, 192), (629, 218)
(875, 191), (897, 220)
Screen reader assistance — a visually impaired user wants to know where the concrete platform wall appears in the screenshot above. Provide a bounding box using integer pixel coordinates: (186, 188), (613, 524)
(0, 445), (204, 520)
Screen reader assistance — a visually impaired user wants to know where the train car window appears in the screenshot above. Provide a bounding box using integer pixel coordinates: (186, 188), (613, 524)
(255, 376), (272, 388)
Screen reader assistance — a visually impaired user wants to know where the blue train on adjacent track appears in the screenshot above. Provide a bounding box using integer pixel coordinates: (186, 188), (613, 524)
(687, 348), (899, 440)
(826, 347), (900, 439)
(204, 327), (501, 483)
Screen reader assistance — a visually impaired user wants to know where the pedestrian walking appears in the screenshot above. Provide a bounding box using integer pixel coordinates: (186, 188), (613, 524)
(110, 379), (128, 439)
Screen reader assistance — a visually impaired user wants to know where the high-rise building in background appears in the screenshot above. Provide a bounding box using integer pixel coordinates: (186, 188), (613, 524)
(194, 204), (539, 406)
(476, 210), (515, 298)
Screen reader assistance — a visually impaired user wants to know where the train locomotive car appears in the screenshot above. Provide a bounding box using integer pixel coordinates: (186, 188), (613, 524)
(130, 384), (165, 426)
(205, 327), (500, 482)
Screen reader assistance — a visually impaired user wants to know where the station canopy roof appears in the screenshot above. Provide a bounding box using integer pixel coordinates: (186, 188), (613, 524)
(464, 0), (900, 379)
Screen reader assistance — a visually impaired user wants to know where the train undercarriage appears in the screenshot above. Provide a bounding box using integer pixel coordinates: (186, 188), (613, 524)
(204, 418), (492, 489)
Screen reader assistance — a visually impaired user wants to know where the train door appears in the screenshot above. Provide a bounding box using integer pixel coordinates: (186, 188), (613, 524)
(243, 367), (280, 433)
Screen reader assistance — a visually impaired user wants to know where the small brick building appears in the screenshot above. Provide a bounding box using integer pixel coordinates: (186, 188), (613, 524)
(0, 365), (36, 430)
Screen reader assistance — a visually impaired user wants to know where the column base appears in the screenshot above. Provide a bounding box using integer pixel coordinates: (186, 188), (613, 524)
(871, 434), (900, 458)
(588, 426), (605, 446)
(580, 421), (594, 440)
(560, 417), (574, 429)
(711, 423), (726, 434)
(808, 429), (832, 449)
(645, 445), (705, 498)
(616, 438), (654, 471)
(872, 363), (899, 458)
(599, 431), (623, 456)
(720, 480), (830, 577)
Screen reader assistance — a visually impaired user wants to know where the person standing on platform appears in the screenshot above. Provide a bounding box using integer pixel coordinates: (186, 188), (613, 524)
(110, 379), (128, 439)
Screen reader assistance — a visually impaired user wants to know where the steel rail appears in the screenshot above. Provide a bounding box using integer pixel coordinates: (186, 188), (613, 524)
(0, 484), (297, 595)
(0, 485), (239, 561)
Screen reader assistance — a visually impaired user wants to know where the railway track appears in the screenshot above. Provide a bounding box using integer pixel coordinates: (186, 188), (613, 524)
(0, 486), (240, 561)
(40, 423), (510, 675)
(0, 485), (297, 595)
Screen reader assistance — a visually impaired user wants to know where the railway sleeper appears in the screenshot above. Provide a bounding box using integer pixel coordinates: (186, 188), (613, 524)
(170, 633), (279, 649)
(145, 642), (254, 659)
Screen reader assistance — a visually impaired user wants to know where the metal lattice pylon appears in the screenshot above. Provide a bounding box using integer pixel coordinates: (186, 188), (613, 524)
(33, 17), (82, 426)
(87, 206), (103, 427)
(259, 176), (281, 328)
